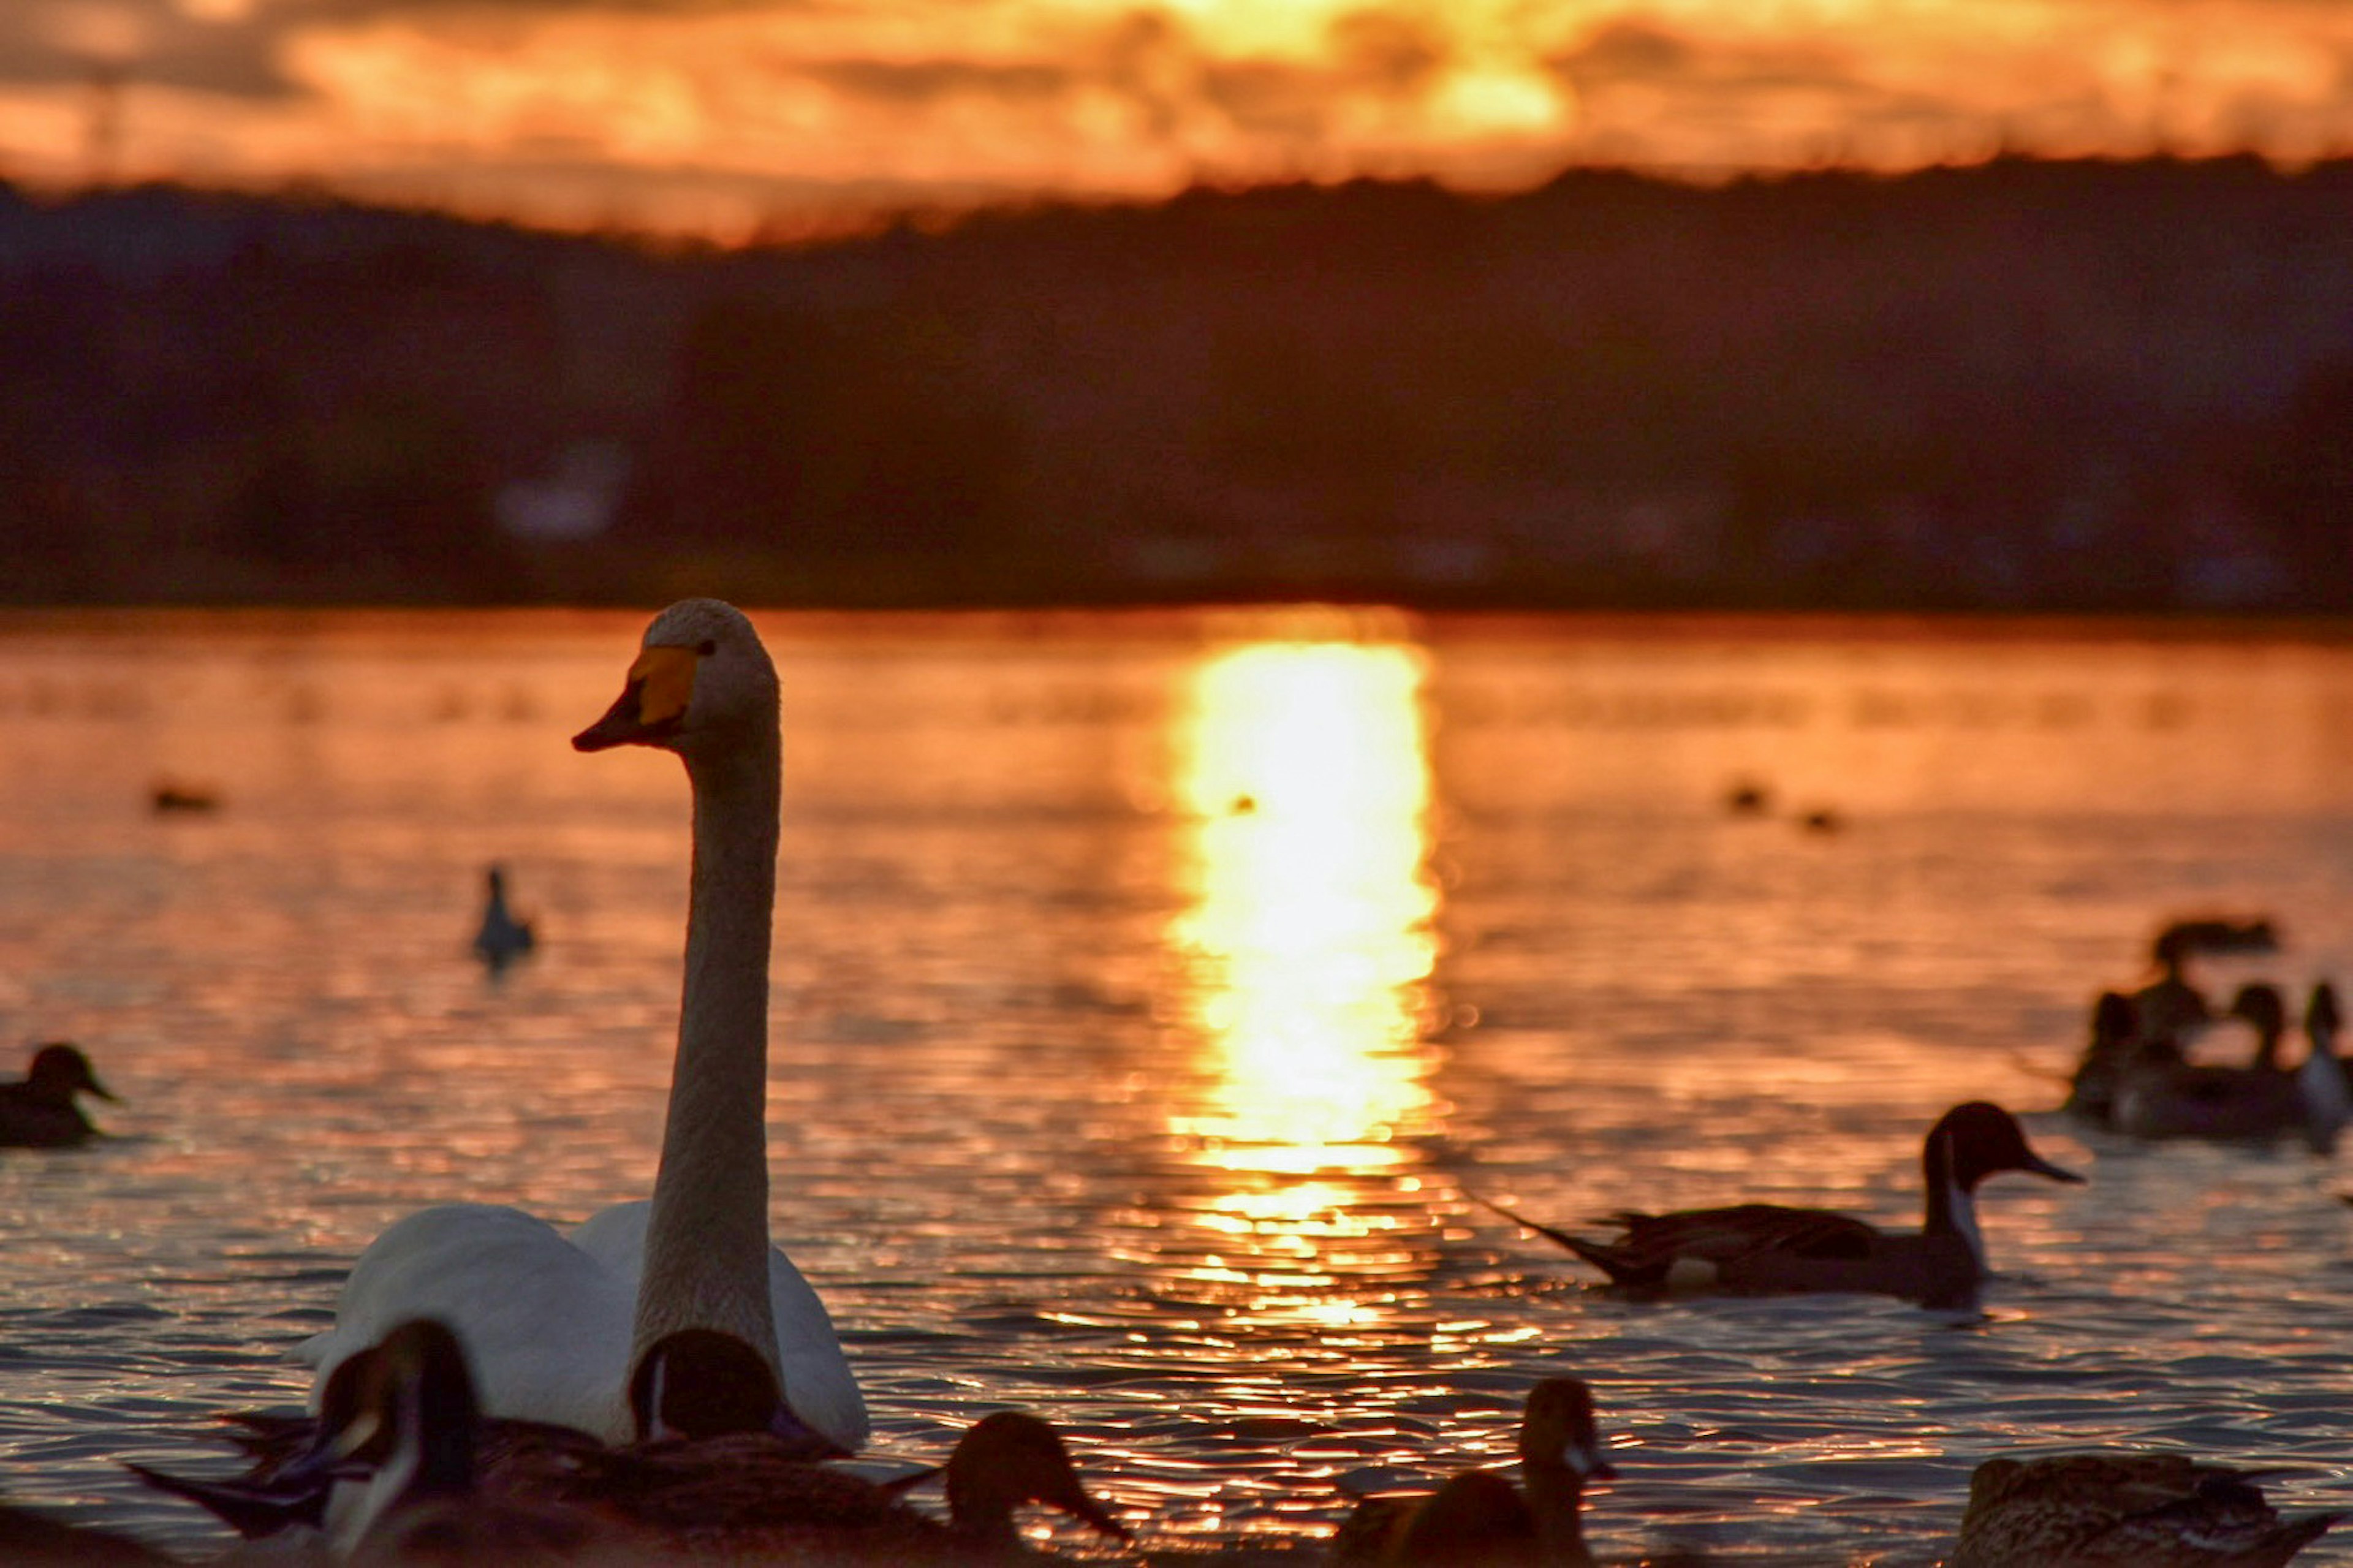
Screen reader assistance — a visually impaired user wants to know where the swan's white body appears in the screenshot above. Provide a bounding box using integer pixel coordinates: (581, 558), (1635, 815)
(299, 1202), (865, 1449)
(301, 600), (868, 1453)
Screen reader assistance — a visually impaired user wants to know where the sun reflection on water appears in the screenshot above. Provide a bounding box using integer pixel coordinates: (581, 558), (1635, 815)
(1162, 637), (1444, 1322)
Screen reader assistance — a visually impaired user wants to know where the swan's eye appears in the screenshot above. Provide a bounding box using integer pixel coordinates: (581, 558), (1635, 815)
(696, 639), (718, 657)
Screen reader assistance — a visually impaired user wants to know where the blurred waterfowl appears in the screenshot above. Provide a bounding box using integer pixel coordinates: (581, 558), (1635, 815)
(2064, 991), (2143, 1127)
(471, 866), (536, 973)
(2113, 983), (2328, 1142)
(1332, 1377), (1612, 1567)
(148, 781), (219, 814)
(2154, 916), (2280, 961)
(0, 1042), (118, 1147)
(303, 600), (868, 1454)
(1951, 1453), (2339, 1567)
(1479, 1102), (2082, 1308)
(2297, 982), (2349, 1151)
(2131, 931), (2216, 1061)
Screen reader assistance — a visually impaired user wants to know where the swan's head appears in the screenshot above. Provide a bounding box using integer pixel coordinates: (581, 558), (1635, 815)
(572, 599), (777, 760)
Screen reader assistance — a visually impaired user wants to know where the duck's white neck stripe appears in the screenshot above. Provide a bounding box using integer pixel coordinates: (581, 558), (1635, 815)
(1946, 1173), (1987, 1273)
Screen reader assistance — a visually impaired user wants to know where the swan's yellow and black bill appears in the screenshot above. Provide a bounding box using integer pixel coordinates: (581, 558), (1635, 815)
(573, 644), (699, 751)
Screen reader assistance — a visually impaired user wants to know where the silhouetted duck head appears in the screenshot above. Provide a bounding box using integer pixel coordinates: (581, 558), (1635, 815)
(2226, 983), (2289, 1069)
(1928, 1102), (2082, 1195)
(1520, 1376), (1615, 1483)
(943, 1411), (1129, 1549)
(21, 1043), (115, 1107)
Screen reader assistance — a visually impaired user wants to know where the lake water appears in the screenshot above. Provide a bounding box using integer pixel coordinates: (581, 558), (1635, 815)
(2, 607), (2351, 1565)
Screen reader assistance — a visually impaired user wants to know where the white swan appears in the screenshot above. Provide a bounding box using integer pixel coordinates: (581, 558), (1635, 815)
(299, 599), (868, 1453)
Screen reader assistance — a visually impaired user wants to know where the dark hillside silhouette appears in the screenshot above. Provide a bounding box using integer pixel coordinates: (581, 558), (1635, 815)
(3, 157), (2352, 609)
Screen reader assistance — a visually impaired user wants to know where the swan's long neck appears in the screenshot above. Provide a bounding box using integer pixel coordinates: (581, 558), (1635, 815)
(631, 730), (782, 1381)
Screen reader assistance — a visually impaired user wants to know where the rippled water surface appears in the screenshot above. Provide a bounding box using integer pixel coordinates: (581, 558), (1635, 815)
(3, 608), (2352, 1564)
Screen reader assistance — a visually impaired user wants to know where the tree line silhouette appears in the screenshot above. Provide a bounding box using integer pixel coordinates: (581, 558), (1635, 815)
(3, 155), (2351, 610)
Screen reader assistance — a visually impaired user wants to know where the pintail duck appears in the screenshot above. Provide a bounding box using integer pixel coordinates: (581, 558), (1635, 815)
(1952, 1453), (2340, 1567)
(541, 1407), (1129, 1559)
(2113, 983), (2336, 1143)
(330, 1319), (607, 1566)
(471, 865), (536, 973)
(1482, 1102), (2082, 1309)
(0, 1043), (118, 1148)
(1333, 1377), (1613, 1567)
(135, 1325), (836, 1541)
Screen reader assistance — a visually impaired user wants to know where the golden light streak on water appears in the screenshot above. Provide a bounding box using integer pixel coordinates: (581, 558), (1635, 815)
(1161, 639), (1445, 1322)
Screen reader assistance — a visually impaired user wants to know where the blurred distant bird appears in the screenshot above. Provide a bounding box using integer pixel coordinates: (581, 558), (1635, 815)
(148, 782), (218, 814)
(2153, 916), (2279, 962)
(2298, 982), (2349, 1153)
(0, 1043), (118, 1147)
(1479, 1102), (2081, 1309)
(1724, 779), (1770, 815)
(1333, 1377), (1613, 1567)
(2112, 983), (2325, 1142)
(1952, 1453), (2338, 1567)
(2065, 990), (2143, 1127)
(471, 865), (536, 972)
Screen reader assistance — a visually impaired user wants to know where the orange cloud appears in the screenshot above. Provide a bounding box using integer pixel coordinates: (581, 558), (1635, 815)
(0, 0), (2347, 236)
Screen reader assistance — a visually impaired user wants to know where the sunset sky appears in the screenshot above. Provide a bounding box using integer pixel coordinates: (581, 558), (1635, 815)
(7, 0), (2353, 237)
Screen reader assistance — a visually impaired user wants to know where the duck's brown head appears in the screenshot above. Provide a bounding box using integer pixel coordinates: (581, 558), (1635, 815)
(1521, 1376), (1615, 1482)
(945, 1411), (1129, 1545)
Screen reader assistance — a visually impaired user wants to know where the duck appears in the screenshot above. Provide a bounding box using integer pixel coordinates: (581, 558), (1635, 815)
(2064, 991), (2143, 1127)
(2297, 982), (2349, 1153)
(2153, 916), (2280, 960)
(471, 865), (536, 972)
(1332, 1377), (1613, 1567)
(2113, 983), (2324, 1142)
(332, 1320), (611, 1566)
(2130, 926), (2216, 1060)
(0, 1043), (118, 1148)
(538, 1407), (1129, 1559)
(1950, 1452), (2340, 1567)
(131, 1329), (614, 1541)
(317, 1318), (1125, 1564)
(1480, 1102), (2082, 1309)
(298, 600), (868, 1453)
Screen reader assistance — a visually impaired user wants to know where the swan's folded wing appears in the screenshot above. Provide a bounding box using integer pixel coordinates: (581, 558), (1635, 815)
(301, 1203), (635, 1442)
